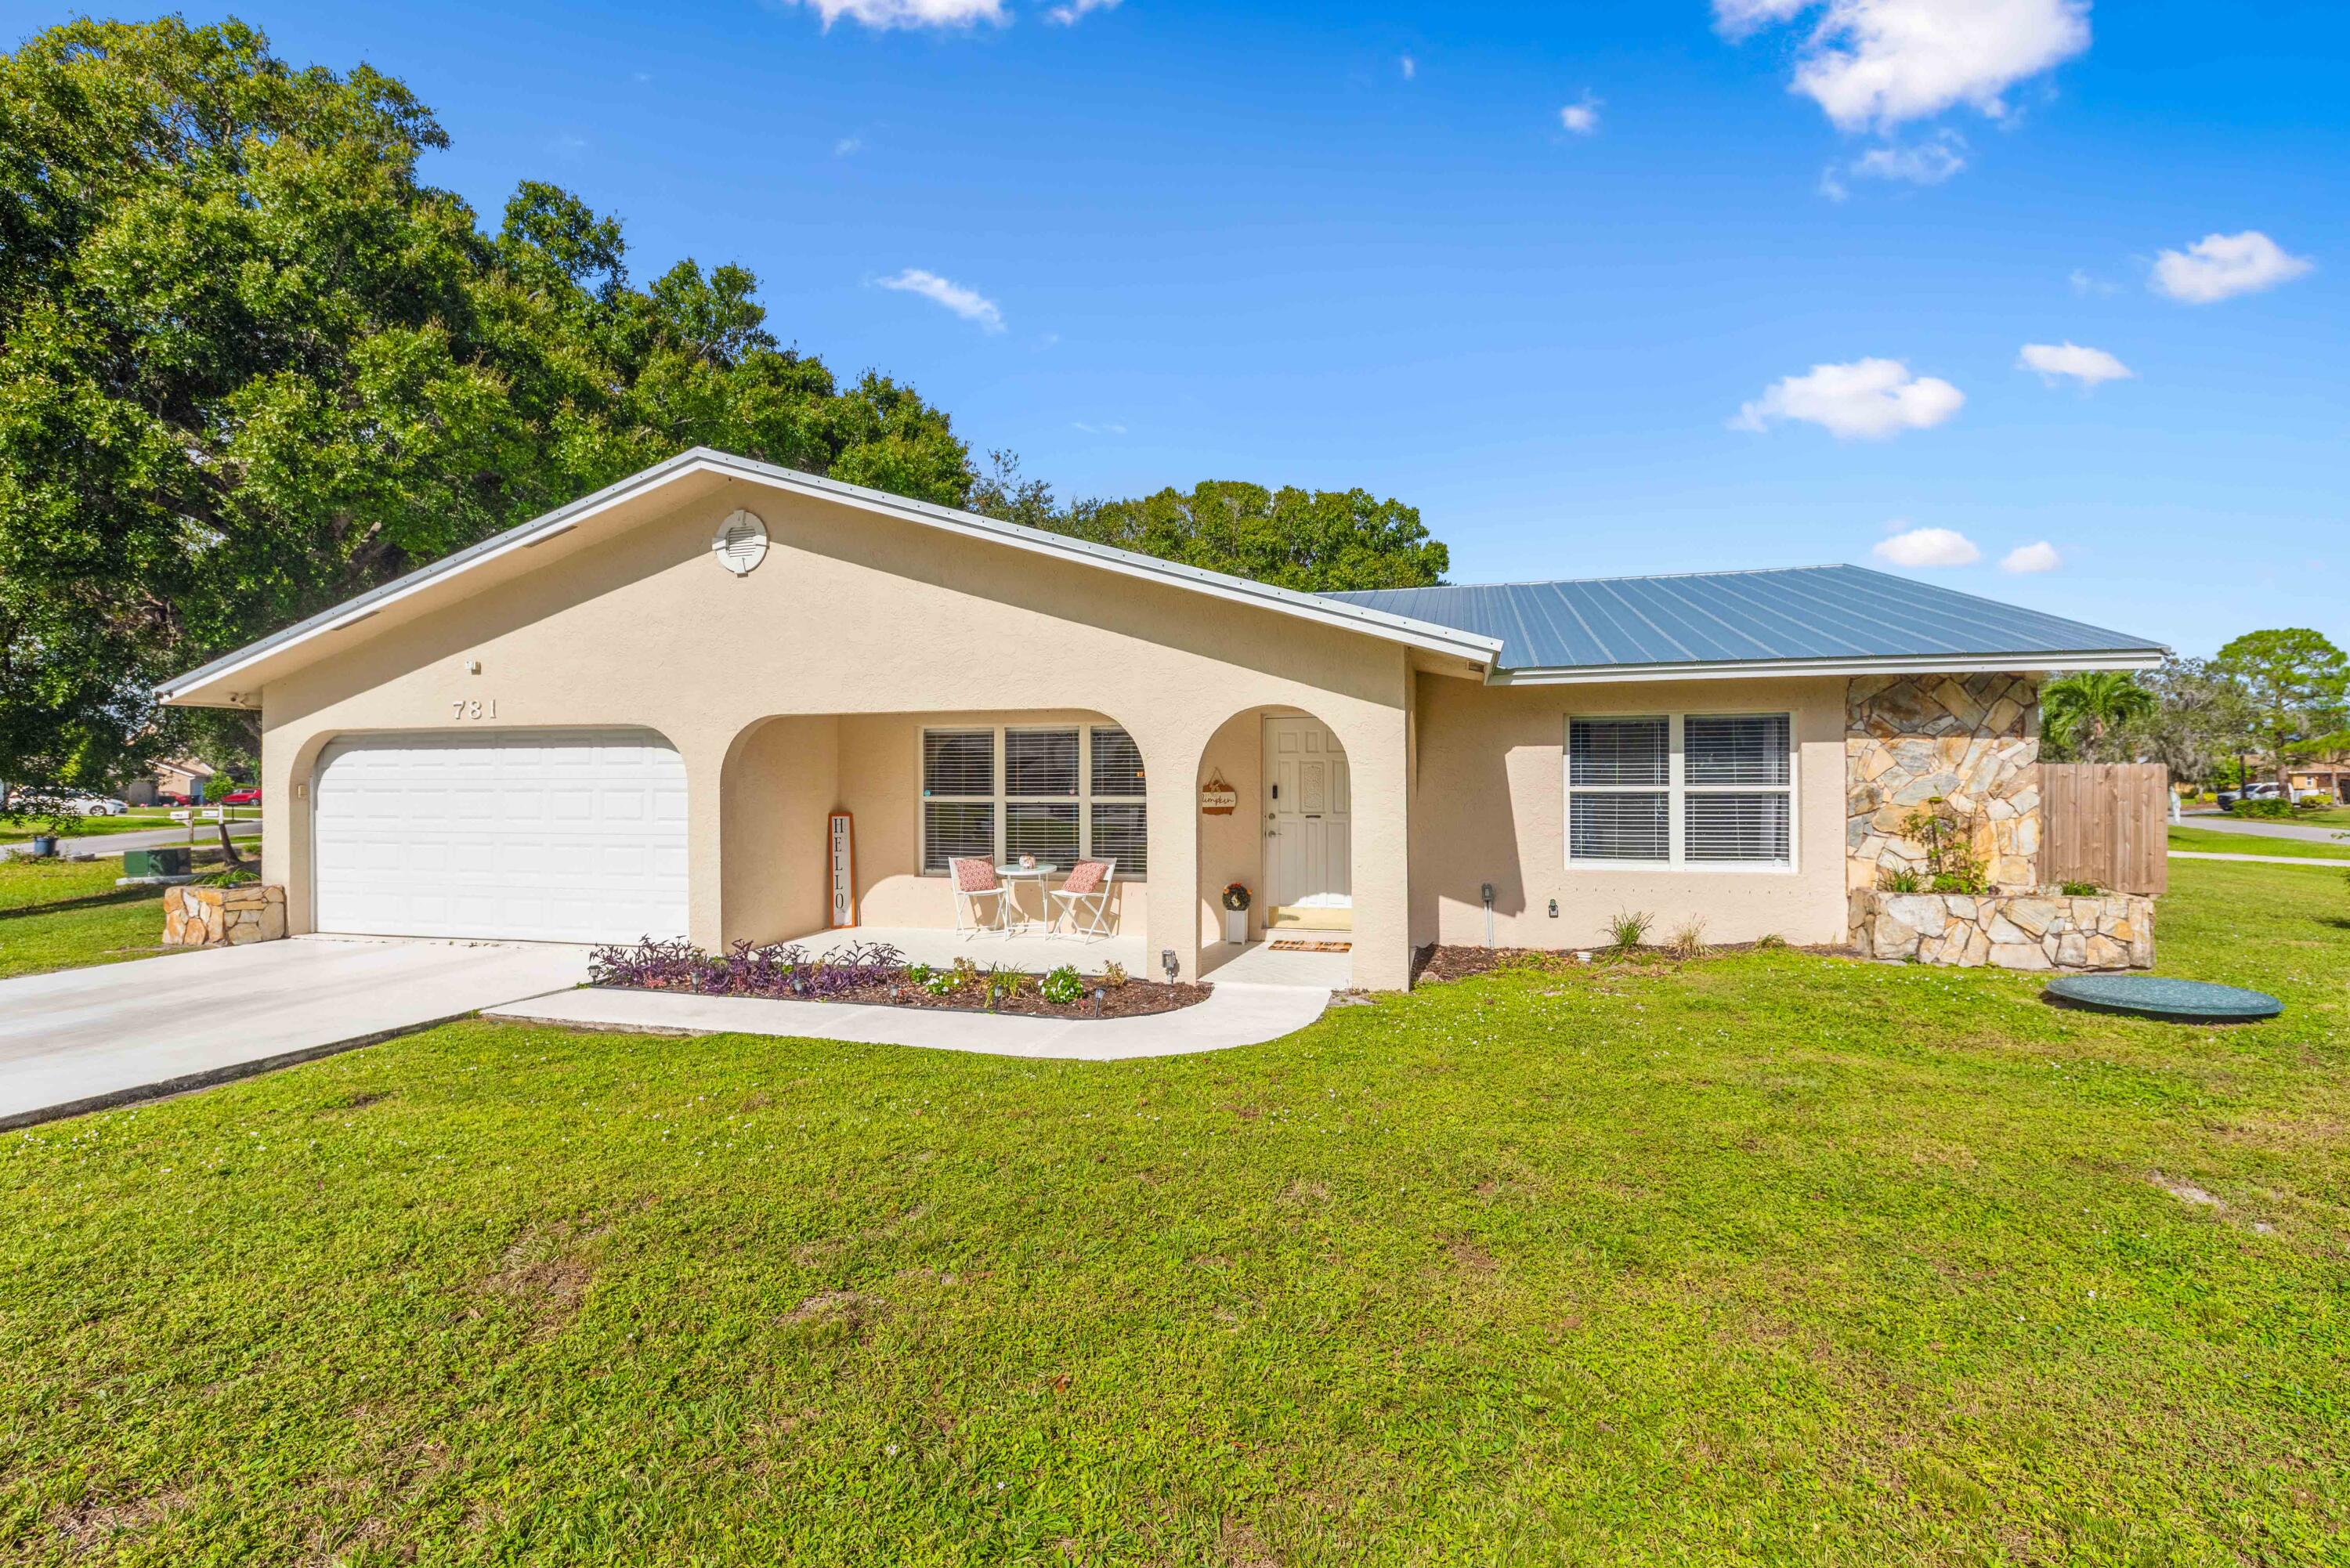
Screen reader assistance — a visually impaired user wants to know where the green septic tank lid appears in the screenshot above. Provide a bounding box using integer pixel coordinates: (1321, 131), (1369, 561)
(2044, 974), (2283, 1024)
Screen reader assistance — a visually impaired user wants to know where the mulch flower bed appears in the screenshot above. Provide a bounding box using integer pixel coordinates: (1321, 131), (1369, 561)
(588, 938), (1211, 1018)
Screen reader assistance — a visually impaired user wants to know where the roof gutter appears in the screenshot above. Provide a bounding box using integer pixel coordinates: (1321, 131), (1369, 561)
(1484, 647), (2167, 685)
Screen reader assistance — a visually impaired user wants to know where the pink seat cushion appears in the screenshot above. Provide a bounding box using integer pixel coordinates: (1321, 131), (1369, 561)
(952, 858), (999, 892)
(1061, 861), (1108, 895)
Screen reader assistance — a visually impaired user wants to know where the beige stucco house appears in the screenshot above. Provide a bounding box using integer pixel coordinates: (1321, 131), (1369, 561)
(157, 450), (2166, 988)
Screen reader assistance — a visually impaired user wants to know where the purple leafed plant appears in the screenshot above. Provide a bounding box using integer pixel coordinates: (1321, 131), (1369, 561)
(588, 937), (907, 999)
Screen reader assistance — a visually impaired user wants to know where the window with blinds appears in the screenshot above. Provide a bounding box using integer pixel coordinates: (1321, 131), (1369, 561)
(1683, 713), (1791, 863)
(921, 724), (1146, 876)
(1564, 712), (1793, 868)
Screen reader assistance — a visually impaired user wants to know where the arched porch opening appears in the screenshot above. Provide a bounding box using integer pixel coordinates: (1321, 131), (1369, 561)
(718, 707), (1156, 963)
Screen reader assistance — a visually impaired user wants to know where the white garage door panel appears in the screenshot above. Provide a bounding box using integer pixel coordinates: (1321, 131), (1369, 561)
(313, 729), (689, 943)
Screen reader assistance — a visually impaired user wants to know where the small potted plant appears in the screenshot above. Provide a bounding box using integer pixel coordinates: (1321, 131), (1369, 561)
(1221, 881), (1251, 945)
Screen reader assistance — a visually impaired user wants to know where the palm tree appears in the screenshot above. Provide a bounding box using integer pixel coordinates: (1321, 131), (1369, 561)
(2041, 671), (2157, 761)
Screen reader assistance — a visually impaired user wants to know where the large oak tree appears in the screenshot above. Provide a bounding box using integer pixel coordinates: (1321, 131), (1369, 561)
(0, 17), (971, 789)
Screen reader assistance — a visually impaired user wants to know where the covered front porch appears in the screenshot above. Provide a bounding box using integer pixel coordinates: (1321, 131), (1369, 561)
(708, 699), (1408, 989)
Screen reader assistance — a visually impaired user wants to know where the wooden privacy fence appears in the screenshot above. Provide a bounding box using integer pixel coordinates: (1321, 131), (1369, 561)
(2041, 762), (2169, 895)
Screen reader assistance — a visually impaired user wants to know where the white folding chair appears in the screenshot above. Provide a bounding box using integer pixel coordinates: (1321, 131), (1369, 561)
(951, 858), (1010, 939)
(1047, 859), (1115, 941)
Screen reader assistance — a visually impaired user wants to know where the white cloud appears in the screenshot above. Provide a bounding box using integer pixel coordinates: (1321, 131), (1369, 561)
(1851, 130), (1965, 183)
(1072, 421), (1127, 435)
(787, 0), (1005, 30)
(1399, 53), (1417, 80)
(1715, 0), (2091, 131)
(2068, 267), (2115, 296)
(2018, 341), (2131, 387)
(833, 135), (863, 157)
(2001, 540), (2062, 573)
(1731, 357), (1965, 439)
(1045, 0), (1117, 23)
(1874, 525), (1982, 568)
(2149, 229), (2315, 304)
(874, 269), (1005, 333)
(1559, 93), (1602, 135)
(1822, 129), (1965, 199)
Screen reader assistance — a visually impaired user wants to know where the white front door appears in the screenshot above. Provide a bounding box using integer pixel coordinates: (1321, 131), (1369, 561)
(1263, 716), (1350, 919)
(312, 728), (689, 943)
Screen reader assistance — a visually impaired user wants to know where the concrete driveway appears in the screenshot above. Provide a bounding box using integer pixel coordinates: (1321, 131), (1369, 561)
(0, 937), (590, 1129)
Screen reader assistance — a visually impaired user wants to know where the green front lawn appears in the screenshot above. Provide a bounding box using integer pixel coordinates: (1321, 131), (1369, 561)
(0, 859), (178, 979)
(4, 858), (2347, 1564)
(0, 809), (256, 844)
(2169, 823), (2350, 860)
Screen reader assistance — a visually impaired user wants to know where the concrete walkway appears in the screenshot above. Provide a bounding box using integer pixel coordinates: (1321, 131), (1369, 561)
(0, 936), (591, 1129)
(482, 972), (1336, 1060)
(2170, 850), (2350, 868)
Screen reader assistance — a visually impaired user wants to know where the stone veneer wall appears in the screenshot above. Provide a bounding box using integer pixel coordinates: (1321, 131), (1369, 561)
(164, 883), (287, 947)
(1846, 673), (2041, 895)
(1851, 888), (2154, 970)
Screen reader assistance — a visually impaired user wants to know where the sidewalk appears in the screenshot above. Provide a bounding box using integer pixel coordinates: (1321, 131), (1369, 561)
(482, 979), (1334, 1060)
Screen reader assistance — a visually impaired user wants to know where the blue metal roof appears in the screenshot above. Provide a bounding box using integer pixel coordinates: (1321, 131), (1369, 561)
(1321, 565), (2164, 674)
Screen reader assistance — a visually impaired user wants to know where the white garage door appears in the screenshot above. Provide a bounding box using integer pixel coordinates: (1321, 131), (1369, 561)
(313, 729), (689, 943)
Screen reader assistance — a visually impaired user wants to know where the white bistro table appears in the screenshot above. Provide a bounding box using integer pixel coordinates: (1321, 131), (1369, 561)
(993, 862), (1058, 934)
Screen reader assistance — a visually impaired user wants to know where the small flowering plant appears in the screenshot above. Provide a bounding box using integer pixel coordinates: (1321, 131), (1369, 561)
(1220, 882), (1252, 912)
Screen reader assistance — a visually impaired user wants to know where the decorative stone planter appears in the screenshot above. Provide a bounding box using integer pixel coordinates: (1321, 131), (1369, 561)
(1850, 887), (2153, 971)
(163, 883), (287, 948)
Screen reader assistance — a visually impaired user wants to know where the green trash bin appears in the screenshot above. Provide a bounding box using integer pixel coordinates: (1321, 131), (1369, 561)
(124, 847), (191, 878)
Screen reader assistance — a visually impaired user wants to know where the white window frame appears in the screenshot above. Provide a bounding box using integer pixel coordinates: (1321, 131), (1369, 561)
(920, 724), (1145, 879)
(1563, 710), (1797, 873)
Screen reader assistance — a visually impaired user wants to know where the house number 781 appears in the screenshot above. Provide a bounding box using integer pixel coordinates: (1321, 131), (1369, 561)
(450, 699), (498, 720)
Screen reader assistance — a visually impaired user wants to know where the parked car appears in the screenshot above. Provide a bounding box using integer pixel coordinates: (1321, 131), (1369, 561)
(220, 786), (262, 806)
(156, 791), (195, 807)
(5, 788), (123, 818)
(2214, 789), (2240, 809)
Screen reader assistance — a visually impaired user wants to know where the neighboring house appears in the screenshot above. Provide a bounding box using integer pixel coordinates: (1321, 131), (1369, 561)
(136, 757), (215, 805)
(155, 449), (2165, 988)
(2287, 761), (2349, 802)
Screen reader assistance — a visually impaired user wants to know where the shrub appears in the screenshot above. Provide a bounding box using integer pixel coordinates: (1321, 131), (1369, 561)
(1605, 909), (1653, 955)
(2230, 797), (2294, 819)
(1665, 920), (1707, 962)
(1899, 799), (1988, 894)
(1877, 866), (1924, 893)
(1039, 965), (1085, 1005)
(192, 867), (259, 887)
(1099, 961), (1130, 989)
(2060, 880), (2100, 898)
(1754, 934), (1788, 951)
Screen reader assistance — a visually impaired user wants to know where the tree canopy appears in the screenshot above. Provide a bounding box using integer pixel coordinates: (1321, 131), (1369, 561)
(0, 16), (971, 789)
(2212, 628), (2349, 786)
(968, 454), (1448, 594)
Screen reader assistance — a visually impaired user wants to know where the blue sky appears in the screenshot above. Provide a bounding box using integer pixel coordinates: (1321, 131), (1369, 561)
(13, 1), (2344, 654)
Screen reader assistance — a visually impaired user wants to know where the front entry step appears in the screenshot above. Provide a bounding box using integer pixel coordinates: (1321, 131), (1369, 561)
(1264, 905), (1352, 932)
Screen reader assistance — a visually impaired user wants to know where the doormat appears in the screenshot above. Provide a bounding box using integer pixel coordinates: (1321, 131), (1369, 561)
(1269, 940), (1351, 953)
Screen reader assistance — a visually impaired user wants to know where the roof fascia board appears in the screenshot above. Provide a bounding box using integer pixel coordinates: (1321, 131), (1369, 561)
(156, 450), (1497, 703)
(1486, 648), (2167, 685)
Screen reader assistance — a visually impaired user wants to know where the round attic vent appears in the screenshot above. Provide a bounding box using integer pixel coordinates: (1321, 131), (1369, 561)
(711, 509), (769, 576)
